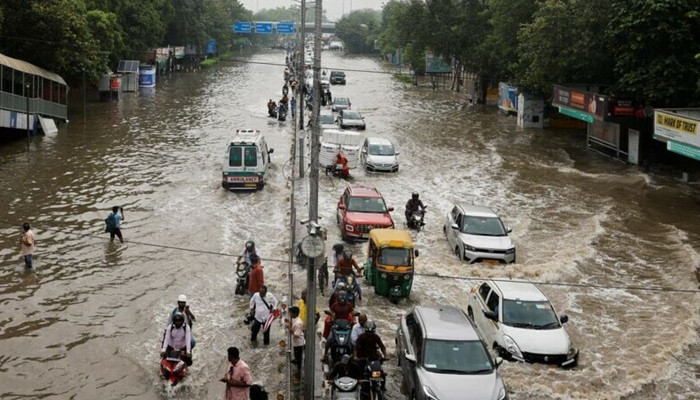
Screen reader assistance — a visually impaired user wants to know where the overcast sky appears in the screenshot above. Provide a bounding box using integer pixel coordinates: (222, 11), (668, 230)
(240, 0), (384, 22)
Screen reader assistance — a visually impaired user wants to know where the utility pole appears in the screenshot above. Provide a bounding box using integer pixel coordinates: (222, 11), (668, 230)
(302, 1), (323, 398)
(298, 0), (306, 131)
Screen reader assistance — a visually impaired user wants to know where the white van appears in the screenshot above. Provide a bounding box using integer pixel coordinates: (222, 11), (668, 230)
(221, 129), (274, 191)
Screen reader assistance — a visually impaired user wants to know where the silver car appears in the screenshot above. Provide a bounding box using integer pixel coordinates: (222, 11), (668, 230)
(332, 97), (351, 113)
(396, 305), (508, 400)
(338, 110), (366, 130)
(444, 204), (516, 264)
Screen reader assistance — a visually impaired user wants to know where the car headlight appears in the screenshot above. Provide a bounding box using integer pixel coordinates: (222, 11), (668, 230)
(505, 247), (515, 254)
(503, 335), (523, 358)
(423, 385), (439, 400)
(464, 244), (477, 251)
(345, 224), (354, 232)
(497, 387), (508, 400)
(567, 345), (578, 359)
(380, 273), (387, 279)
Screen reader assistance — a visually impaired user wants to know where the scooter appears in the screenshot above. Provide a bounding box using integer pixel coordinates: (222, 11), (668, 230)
(235, 261), (250, 296)
(325, 164), (349, 179)
(323, 313), (354, 367)
(160, 350), (188, 386)
(334, 275), (360, 306)
(278, 105), (287, 121)
(328, 376), (361, 400)
(406, 207), (427, 232)
(268, 106), (278, 118)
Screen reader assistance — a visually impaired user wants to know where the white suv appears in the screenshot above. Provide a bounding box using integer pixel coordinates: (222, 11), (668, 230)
(444, 204), (516, 264)
(466, 280), (578, 368)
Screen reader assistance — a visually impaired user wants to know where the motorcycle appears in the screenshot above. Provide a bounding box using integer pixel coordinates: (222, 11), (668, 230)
(325, 164), (349, 179)
(362, 360), (386, 400)
(278, 104), (287, 121)
(268, 106), (278, 118)
(406, 206), (427, 232)
(334, 275), (360, 306)
(160, 349), (188, 386)
(235, 262), (250, 296)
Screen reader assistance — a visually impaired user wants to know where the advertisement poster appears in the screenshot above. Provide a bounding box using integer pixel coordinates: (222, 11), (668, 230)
(654, 110), (700, 148)
(498, 82), (518, 114)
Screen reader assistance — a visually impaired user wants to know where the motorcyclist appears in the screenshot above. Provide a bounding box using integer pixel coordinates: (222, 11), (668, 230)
(333, 251), (363, 285)
(328, 281), (347, 309)
(282, 83), (289, 96)
(166, 294), (197, 350)
(237, 240), (259, 266)
(323, 291), (355, 339)
(325, 354), (362, 381)
(344, 274), (361, 303)
(161, 312), (193, 366)
(330, 243), (344, 266)
(267, 100), (277, 117)
(334, 153), (350, 179)
(405, 192), (426, 225)
(354, 320), (387, 362)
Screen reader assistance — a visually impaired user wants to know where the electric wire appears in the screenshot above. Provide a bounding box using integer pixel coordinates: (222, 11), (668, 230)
(2, 220), (698, 294)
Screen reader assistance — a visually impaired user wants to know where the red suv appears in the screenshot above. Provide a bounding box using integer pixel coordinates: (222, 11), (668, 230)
(337, 186), (395, 241)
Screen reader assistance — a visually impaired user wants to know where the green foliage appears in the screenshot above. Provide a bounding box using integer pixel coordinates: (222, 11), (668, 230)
(376, 0), (430, 72)
(481, 0), (537, 80)
(608, 0), (700, 106)
(394, 73), (414, 84)
(200, 57), (219, 67)
(516, 0), (615, 97)
(335, 9), (382, 54)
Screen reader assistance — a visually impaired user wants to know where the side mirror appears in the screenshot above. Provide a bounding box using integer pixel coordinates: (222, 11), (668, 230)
(404, 351), (416, 363)
(506, 227), (512, 233)
(388, 207), (395, 212)
(495, 357), (503, 368)
(338, 204), (346, 210)
(451, 223), (459, 230)
(483, 310), (498, 322)
(414, 249), (419, 257)
(560, 315), (569, 324)
(395, 151), (400, 156)
(268, 148), (274, 154)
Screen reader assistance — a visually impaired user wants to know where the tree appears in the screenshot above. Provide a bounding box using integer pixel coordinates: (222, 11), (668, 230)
(608, 0), (700, 106)
(516, 0), (615, 97)
(377, 0), (431, 72)
(335, 9), (382, 54)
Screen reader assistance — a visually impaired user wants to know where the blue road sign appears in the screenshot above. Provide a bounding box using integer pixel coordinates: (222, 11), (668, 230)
(234, 22), (251, 33)
(276, 22), (295, 34)
(206, 39), (217, 54)
(255, 22), (273, 34)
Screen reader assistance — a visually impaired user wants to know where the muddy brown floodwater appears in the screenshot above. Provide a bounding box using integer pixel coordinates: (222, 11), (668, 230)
(0, 50), (698, 400)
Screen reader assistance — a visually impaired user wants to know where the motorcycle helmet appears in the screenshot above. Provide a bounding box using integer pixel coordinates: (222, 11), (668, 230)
(245, 240), (255, 250)
(172, 312), (185, 324)
(337, 291), (348, 304)
(177, 294), (187, 303)
(332, 243), (344, 254)
(335, 282), (347, 291)
(365, 319), (377, 333)
(340, 354), (351, 365)
(412, 192), (419, 200)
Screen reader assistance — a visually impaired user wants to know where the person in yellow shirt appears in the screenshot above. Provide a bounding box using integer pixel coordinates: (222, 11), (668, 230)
(298, 289), (320, 327)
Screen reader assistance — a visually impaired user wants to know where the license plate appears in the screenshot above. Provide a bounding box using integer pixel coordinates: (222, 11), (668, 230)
(227, 176), (259, 183)
(484, 259), (500, 266)
(244, 183), (257, 187)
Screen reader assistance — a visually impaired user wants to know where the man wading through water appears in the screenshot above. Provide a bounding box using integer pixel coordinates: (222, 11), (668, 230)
(105, 206), (125, 243)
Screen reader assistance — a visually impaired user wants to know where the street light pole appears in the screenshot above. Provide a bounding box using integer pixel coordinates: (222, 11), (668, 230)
(298, 0), (306, 131)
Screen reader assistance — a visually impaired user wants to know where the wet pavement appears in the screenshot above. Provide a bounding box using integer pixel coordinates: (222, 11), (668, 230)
(0, 49), (698, 400)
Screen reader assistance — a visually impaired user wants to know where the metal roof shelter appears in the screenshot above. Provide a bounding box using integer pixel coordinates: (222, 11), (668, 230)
(0, 53), (67, 86)
(117, 60), (140, 92)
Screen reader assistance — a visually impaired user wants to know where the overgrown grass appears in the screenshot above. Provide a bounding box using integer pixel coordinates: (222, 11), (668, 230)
(200, 58), (219, 68)
(394, 73), (413, 84)
(219, 52), (234, 60)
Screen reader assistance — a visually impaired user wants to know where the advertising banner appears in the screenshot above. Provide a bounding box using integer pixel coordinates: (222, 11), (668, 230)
(552, 85), (608, 122)
(425, 52), (452, 74)
(498, 82), (518, 114)
(654, 109), (700, 148)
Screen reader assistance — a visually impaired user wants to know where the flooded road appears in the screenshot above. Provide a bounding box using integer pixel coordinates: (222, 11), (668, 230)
(0, 50), (698, 400)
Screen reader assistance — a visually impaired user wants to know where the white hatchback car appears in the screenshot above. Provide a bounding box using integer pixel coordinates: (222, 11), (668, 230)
(360, 137), (399, 173)
(444, 204), (516, 264)
(467, 280), (579, 368)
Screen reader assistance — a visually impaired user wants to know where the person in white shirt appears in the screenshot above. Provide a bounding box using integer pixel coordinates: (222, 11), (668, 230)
(288, 306), (305, 375)
(249, 285), (278, 345)
(161, 313), (192, 365)
(19, 222), (36, 269)
(351, 313), (368, 345)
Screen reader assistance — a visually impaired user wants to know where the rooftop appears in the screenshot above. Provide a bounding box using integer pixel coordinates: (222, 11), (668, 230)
(415, 305), (479, 341)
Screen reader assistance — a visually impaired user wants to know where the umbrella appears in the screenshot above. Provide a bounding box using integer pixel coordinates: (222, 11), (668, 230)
(263, 309), (281, 333)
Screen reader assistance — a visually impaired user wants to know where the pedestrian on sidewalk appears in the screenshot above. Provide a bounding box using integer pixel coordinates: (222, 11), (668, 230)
(105, 206), (125, 243)
(288, 306), (305, 377)
(220, 346), (253, 400)
(298, 289), (320, 327)
(19, 222), (35, 269)
(249, 285), (278, 345)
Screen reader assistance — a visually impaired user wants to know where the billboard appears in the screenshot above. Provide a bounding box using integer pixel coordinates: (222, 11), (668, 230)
(552, 85), (608, 122)
(654, 109), (700, 149)
(498, 83), (518, 114)
(425, 52), (452, 74)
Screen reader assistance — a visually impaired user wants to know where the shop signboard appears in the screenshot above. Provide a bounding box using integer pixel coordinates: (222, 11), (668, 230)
(667, 140), (700, 161)
(552, 85), (607, 122)
(654, 109), (700, 149)
(425, 52), (452, 74)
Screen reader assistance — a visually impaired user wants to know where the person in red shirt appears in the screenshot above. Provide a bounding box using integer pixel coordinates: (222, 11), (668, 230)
(247, 254), (264, 295)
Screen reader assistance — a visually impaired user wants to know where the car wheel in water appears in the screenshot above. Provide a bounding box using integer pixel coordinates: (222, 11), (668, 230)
(455, 246), (463, 260)
(467, 307), (474, 321)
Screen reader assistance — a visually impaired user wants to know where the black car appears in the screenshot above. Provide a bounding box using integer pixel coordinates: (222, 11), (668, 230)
(330, 70), (346, 85)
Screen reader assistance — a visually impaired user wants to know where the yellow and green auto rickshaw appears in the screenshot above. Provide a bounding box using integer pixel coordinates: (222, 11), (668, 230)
(363, 229), (418, 304)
